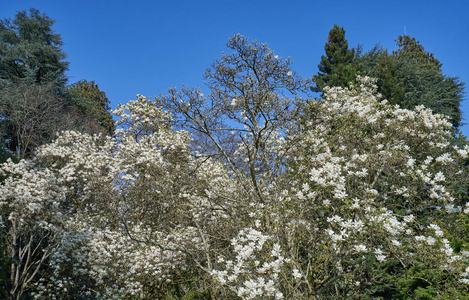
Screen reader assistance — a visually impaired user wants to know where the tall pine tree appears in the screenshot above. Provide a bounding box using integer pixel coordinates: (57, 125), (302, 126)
(312, 24), (359, 94)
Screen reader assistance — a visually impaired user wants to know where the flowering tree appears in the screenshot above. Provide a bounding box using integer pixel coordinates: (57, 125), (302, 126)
(1, 35), (468, 299)
(162, 34), (309, 199)
(270, 77), (469, 298)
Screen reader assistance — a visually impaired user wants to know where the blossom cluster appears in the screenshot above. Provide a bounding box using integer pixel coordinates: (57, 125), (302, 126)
(1, 77), (468, 299)
(212, 224), (285, 299)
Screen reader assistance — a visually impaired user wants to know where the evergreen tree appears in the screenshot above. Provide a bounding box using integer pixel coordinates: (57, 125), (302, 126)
(0, 8), (69, 87)
(0, 8), (70, 157)
(396, 61), (463, 129)
(0, 9), (109, 158)
(357, 46), (406, 106)
(312, 24), (359, 94)
(358, 35), (464, 130)
(393, 35), (442, 72)
(66, 80), (115, 135)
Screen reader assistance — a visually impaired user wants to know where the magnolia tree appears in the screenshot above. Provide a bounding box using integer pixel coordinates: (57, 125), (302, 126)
(0, 35), (468, 299)
(162, 34), (309, 200)
(271, 77), (469, 298)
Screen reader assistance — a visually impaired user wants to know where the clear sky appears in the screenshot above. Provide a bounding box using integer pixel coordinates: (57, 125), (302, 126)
(2, 0), (469, 136)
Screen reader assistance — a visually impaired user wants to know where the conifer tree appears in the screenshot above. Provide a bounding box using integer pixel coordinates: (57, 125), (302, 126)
(0, 8), (69, 87)
(0, 9), (114, 158)
(393, 35), (442, 72)
(312, 24), (359, 94)
(358, 35), (463, 130)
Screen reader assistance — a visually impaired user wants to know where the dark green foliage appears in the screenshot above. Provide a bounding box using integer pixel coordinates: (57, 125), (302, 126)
(396, 62), (463, 129)
(312, 24), (360, 94)
(66, 80), (115, 135)
(165, 287), (212, 300)
(366, 209), (469, 300)
(0, 143), (16, 164)
(181, 290), (212, 300)
(393, 264), (466, 300)
(0, 243), (13, 299)
(357, 35), (464, 130)
(0, 8), (71, 158)
(314, 28), (464, 132)
(0, 8), (69, 86)
(358, 46), (405, 106)
(0, 9), (112, 158)
(393, 35), (442, 72)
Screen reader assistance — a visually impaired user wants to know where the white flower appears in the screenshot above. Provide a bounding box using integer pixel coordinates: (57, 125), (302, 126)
(433, 171), (445, 182)
(255, 220), (261, 228)
(354, 244), (367, 253)
(427, 236), (437, 245)
(292, 268), (302, 280)
(376, 254), (386, 262)
(406, 158), (415, 168)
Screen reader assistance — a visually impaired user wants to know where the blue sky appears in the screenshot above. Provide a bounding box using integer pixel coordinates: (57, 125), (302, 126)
(2, 0), (469, 136)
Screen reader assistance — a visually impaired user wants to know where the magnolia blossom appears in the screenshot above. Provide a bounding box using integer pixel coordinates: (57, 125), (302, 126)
(1, 76), (468, 299)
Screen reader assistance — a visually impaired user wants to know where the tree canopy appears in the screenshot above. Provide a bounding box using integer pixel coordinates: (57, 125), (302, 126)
(393, 35), (442, 72)
(0, 8), (68, 87)
(312, 24), (359, 94)
(1, 34), (468, 300)
(313, 26), (464, 132)
(66, 80), (115, 135)
(0, 10), (468, 299)
(0, 9), (114, 160)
